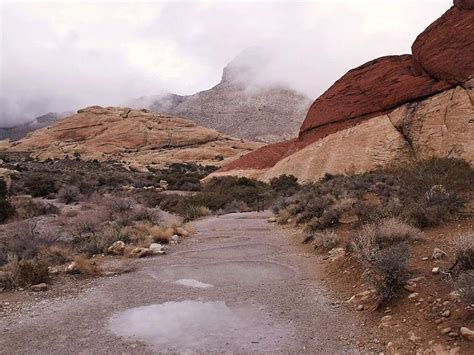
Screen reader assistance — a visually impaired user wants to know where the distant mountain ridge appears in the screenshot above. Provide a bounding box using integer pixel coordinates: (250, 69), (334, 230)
(0, 112), (72, 141)
(132, 50), (312, 143)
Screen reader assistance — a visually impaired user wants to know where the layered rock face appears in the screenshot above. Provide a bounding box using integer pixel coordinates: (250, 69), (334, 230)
(134, 50), (312, 143)
(213, 1), (474, 182)
(6, 106), (263, 169)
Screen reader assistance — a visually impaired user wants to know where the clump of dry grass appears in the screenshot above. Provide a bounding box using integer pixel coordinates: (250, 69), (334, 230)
(4, 256), (50, 287)
(70, 255), (101, 276)
(38, 244), (74, 266)
(351, 218), (414, 303)
(314, 230), (340, 251)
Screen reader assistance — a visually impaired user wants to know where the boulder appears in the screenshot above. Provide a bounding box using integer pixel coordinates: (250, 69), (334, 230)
(149, 243), (165, 255)
(107, 241), (126, 255)
(130, 247), (154, 258)
(412, 6), (474, 84)
(460, 327), (474, 341)
(30, 283), (48, 292)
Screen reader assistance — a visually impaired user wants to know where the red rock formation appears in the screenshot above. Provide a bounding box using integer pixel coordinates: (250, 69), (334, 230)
(217, 0), (474, 175)
(412, 6), (474, 84)
(299, 55), (452, 135)
(454, 0), (474, 10)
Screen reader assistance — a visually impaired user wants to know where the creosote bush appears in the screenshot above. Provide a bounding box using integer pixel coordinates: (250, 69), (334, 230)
(273, 158), (473, 230)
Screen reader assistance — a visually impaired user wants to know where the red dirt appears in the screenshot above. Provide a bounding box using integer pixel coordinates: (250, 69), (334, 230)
(322, 217), (474, 354)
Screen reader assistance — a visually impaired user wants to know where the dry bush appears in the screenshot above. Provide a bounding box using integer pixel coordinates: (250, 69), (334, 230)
(7, 219), (58, 262)
(273, 158), (473, 230)
(369, 243), (410, 302)
(38, 244), (74, 266)
(72, 255), (101, 276)
(57, 186), (82, 204)
(352, 219), (412, 303)
(455, 271), (474, 310)
(12, 196), (60, 219)
(5, 255), (50, 287)
(450, 233), (474, 274)
(315, 230), (340, 251)
(147, 224), (174, 244)
(352, 218), (420, 257)
(184, 205), (210, 222)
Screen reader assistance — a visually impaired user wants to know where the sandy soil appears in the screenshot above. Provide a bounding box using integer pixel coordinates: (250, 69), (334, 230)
(0, 211), (372, 354)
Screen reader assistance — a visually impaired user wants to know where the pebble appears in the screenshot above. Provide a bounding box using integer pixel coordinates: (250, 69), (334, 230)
(422, 256), (429, 261)
(441, 310), (451, 318)
(441, 327), (452, 335)
(432, 267), (440, 274)
(408, 292), (419, 300)
(356, 304), (364, 311)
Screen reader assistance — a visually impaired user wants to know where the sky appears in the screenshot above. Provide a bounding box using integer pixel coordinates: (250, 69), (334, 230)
(0, 0), (452, 127)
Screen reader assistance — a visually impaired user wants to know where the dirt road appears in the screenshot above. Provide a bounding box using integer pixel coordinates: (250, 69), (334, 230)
(1, 212), (363, 354)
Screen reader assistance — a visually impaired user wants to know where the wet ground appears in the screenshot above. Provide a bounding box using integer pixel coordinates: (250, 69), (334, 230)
(1, 211), (362, 354)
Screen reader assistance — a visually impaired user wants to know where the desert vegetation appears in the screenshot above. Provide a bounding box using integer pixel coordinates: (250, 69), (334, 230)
(0, 159), (202, 291)
(272, 158), (474, 308)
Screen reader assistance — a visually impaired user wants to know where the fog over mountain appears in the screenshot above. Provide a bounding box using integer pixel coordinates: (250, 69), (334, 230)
(1, 0), (451, 127)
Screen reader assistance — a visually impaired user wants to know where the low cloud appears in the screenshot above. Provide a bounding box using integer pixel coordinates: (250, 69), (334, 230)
(0, 0), (451, 127)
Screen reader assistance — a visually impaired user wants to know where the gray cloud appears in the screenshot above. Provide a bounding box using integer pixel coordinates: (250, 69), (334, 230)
(0, 0), (452, 127)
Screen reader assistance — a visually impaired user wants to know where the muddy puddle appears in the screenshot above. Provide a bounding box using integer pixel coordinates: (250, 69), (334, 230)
(109, 300), (290, 352)
(151, 260), (296, 286)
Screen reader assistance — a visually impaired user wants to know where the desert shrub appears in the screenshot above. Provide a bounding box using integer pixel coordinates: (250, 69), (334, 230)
(0, 179), (15, 223)
(184, 205), (211, 222)
(70, 255), (101, 276)
(273, 158), (473, 230)
(24, 175), (58, 197)
(6, 220), (58, 262)
(146, 224), (174, 244)
(270, 175), (300, 195)
(369, 243), (410, 302)
(0, 198), (15, 223)
(38, 244), (74, 266)
(315, 230), (340, 251)
(13, 197), (60, 219)
(351, 219), (413, 303)
(72, 217), (130, 257)
(456, 271), (474, 310)
(450, 233), (474, 274)
(0, 178), (8, 198)
(352, 218), (420, 258)
(58, 186), (82, 204)
(5, 256), (50, 287)
(149, 163), (216, 191)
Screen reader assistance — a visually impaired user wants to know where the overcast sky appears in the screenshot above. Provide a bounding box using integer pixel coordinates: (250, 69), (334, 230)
(0, 0), (452, 127)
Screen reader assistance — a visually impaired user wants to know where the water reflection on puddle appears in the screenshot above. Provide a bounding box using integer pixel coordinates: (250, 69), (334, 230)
(109, 301), (288, 352)
(110, 301), (243, 351)
(174, 279), (213, 288)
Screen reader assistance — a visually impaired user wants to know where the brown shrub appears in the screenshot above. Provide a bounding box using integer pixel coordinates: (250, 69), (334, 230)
(71, 255), (101, 276)
(5, 256), (50, 287)
(451, 233), (474, 274)
(314, 230), (340, 251)
(57, 186), (82, 204)
(351, 219), (413, 303)
(455, 271), (474, 310)
(38, 244), (74, 266)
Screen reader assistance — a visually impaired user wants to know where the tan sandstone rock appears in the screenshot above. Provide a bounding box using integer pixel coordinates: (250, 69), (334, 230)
(7, 106), (263, 169)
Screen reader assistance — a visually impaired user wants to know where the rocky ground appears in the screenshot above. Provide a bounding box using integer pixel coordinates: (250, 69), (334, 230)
(1, 211), (373, 354)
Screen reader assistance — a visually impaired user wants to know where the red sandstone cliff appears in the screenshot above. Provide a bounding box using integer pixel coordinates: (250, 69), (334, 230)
(215, 1), (473, 180)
